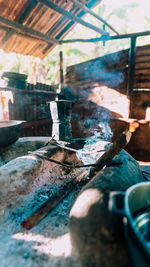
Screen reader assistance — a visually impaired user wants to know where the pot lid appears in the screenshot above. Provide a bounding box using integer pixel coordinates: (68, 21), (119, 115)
(1, 72), (27, 80)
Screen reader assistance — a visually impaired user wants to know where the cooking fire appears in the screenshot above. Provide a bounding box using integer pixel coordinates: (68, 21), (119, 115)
(0, 1), (150, 266)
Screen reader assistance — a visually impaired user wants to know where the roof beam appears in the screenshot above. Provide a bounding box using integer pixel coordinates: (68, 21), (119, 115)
(0, 25), (48, 44)
(2, 0), (38, 44)
(70, 0), (119, 35)
(59, 30), (150, 44)
(0, 16), (59, 44)
(1, 29), (13, 43)
(39, 0), (108, 36)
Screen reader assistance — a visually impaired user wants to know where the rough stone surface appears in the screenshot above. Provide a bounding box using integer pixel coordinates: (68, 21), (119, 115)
(0, 137), (146, 267)
(0, 137), (51, 166)
(0, 137), (107, 267)
(0, 141), (82, 209)
(69, 149), (145, 267)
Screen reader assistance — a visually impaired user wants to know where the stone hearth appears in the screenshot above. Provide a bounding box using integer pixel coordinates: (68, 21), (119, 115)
(0, 136), (107, 267)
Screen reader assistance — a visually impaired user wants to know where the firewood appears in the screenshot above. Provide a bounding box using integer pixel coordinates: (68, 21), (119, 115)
(21, 131), (128, 230)
(89, 130), (132, 178)
(21, 171), (86, 230)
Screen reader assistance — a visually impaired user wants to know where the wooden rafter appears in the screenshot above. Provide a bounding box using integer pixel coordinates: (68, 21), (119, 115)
(59, 30), (150, 44)
(1, 0), (38, 44)
(0, 25), (47, 45)
(0, 16), (59, 44)
(70, 0), (119, 35)
(39, 0), (108, 36)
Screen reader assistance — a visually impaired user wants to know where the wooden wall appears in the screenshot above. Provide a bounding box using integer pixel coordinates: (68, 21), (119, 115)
(2, 82), (57, 137)
(65, 44), (150, 91)
(65, 44), (150, 121)
(64, 44), (150, 161)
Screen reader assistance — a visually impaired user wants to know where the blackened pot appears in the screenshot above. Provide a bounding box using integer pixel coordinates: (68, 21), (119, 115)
(0, 120), (25, 147)
(109, 182), (150, 266)
(1, 72), (27, 89)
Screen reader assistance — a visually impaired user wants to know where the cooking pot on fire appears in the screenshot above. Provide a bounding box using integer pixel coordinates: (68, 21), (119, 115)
(0, 120), (25, 147)
(109, 182), (150, 266)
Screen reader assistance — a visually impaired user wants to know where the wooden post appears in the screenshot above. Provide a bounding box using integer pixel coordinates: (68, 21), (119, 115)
(59, 50), (64, 92)
(127, 36), (137, 98)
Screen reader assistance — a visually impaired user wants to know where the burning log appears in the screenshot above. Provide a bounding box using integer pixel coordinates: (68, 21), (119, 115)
(21, 171), (86, 230)
(89, 130), (132, 178)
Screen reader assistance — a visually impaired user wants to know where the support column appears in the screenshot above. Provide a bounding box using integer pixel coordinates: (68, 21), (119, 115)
(127, 36), (137, 98)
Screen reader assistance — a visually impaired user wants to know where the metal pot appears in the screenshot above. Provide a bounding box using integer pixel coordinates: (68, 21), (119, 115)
(109, 182), (150, 265)
(1, 72), (27, 89)
(0, 120), (25, 147)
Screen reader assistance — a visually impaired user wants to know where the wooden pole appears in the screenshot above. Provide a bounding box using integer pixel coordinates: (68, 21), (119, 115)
(40, 0), (108, 36)
(127, 36), (137, 98)
(1, 27), (47, 45)
(21, 172), (86, 230)
(0, 16), (59, 44)
(1, 0), (38, 44)
(60, 30), (150, 44)
(59, 50), (64, 91)
(89, 130), (132, 178)
(70, 0), (119, 35)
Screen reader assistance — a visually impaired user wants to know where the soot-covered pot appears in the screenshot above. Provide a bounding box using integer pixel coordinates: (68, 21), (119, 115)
(109, 182), (150, 267)
(0, 120), (25, 147)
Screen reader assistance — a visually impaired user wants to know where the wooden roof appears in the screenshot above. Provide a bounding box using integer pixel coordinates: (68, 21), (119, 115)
(0, 0), (101, 58)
